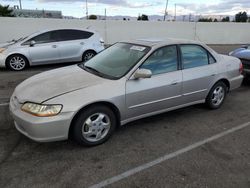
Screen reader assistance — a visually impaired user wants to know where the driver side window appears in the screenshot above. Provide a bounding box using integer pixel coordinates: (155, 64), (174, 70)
(140, 45), (178, 75)
(22, 31), (56, 45)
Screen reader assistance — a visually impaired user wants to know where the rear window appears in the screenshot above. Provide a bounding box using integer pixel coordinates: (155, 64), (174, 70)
(57, 30), (94, 41)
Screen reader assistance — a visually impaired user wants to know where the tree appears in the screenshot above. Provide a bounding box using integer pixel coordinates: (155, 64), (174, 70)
(138, 14), (148, 21)
(88, 14), (97, 20)
(198, 18), (213, 22)
(235, 11), (248, 22)
(221, 16), (230, 22)
(0, 4), (14, 17)
(214, 18), (218, 22)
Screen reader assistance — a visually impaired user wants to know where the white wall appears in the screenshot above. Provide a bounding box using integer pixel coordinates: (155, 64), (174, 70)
(0, 17), (250, 45)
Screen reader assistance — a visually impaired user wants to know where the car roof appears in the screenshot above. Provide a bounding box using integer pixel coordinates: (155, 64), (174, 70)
(37, 28), (95, 34)
(125, 38), (203, 47)
(28, 28), (95, 37)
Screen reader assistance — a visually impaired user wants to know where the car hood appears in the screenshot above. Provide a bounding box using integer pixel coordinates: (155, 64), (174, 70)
(14, 65), (107, 103)
(0, 41), (16, 48)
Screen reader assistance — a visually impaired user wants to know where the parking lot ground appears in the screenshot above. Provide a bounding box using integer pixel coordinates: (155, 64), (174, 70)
(0, 46), (250, 188)
(108, 124), (250, 188)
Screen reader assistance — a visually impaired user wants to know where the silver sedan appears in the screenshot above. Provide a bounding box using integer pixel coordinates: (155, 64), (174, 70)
(10, 39), (243, 146)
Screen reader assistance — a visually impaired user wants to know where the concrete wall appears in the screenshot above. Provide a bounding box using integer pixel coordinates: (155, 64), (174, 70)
(0, 17), (250, 45)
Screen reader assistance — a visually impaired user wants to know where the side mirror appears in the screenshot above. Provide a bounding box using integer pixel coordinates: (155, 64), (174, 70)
(134, 68), (152, 79)
(30, 40), (36, 47)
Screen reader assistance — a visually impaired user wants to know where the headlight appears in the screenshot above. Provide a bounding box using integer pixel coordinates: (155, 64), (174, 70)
(0, 48), (6, 53)
(21, 103), (62, 117)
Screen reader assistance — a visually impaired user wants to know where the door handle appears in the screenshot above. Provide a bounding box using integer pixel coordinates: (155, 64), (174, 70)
(210, 74), (216, 76)
(52, 45), (57, 48)
(80, 42), (85, 45)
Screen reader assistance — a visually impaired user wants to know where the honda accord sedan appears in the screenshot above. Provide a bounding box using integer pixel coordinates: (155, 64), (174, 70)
(0, 28), (104, 71)
(10, 39), (243, 146)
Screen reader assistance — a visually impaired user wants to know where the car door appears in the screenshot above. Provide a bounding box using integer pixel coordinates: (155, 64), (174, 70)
(56, 29), (94, 62)
(180, 44), (218, 104)
(125, 45), (183, 119)
(27, 31), (61, 65)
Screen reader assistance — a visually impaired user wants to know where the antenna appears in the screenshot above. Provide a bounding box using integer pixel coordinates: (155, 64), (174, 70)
(163, 0), (169, 21)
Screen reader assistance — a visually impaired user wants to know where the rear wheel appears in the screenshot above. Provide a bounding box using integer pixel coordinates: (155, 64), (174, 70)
(72, 105), (116, 146)
(6, 54), (28, 71)
(82, 50), (96, 62)
(206, 82), (227, 109)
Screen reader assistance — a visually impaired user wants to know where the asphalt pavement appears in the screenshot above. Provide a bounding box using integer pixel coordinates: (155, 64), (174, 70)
(0, 45), (249, 188)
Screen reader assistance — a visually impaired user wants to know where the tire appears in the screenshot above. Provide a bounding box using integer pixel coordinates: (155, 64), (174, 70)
(206, 82), (227, 109)
(72, 105), (117, 146)
(6, 54), (28, 71)
(82, 50), (96, 62)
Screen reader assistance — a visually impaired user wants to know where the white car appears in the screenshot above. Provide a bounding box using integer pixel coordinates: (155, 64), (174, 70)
(0, 28), (104, 71)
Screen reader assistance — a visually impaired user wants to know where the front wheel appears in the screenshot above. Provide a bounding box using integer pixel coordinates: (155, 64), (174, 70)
(82, 50), (96, 62)
(72, 105), (116, 146)
(206, 82), (227, 109)
(6, 55), (28, 71)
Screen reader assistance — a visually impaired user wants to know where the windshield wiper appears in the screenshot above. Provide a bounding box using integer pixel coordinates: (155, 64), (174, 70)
(78, 64), (117, 80)
(7, 38), (23, 43)
(84, 65), (102, 74)
(83, 65), (108, 78)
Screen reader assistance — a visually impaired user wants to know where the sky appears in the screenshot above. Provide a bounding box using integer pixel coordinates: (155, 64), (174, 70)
(0, 0), (250, 18)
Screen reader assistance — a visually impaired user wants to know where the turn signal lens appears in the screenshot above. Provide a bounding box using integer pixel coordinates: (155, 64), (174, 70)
(0, 48), (6, 53)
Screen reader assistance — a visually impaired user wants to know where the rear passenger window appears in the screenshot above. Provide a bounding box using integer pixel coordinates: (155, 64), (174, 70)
(57, 30), (94, 41)
(181, 45), (211, 69)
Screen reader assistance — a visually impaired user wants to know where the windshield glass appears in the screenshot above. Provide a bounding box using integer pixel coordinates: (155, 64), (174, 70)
(7, 36), (28, 43)
(83, 43), (150, 79)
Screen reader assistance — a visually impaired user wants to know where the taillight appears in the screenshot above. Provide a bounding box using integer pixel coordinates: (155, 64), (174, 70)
(239, 62), (243, 74)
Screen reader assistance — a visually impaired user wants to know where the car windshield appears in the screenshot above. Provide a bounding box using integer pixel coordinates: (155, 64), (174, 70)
(7, 36), (28, 43)
(81, 43), (150, 79)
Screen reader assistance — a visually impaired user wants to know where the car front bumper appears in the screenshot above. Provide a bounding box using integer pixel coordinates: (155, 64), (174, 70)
(9, 97), (75, 142)
(0, 53), (7, 68)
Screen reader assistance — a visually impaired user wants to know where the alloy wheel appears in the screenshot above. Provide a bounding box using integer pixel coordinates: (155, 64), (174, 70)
(82, 113), (111, 142)
(9, 56), (26, 71)
(211, 86), (225, 106)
